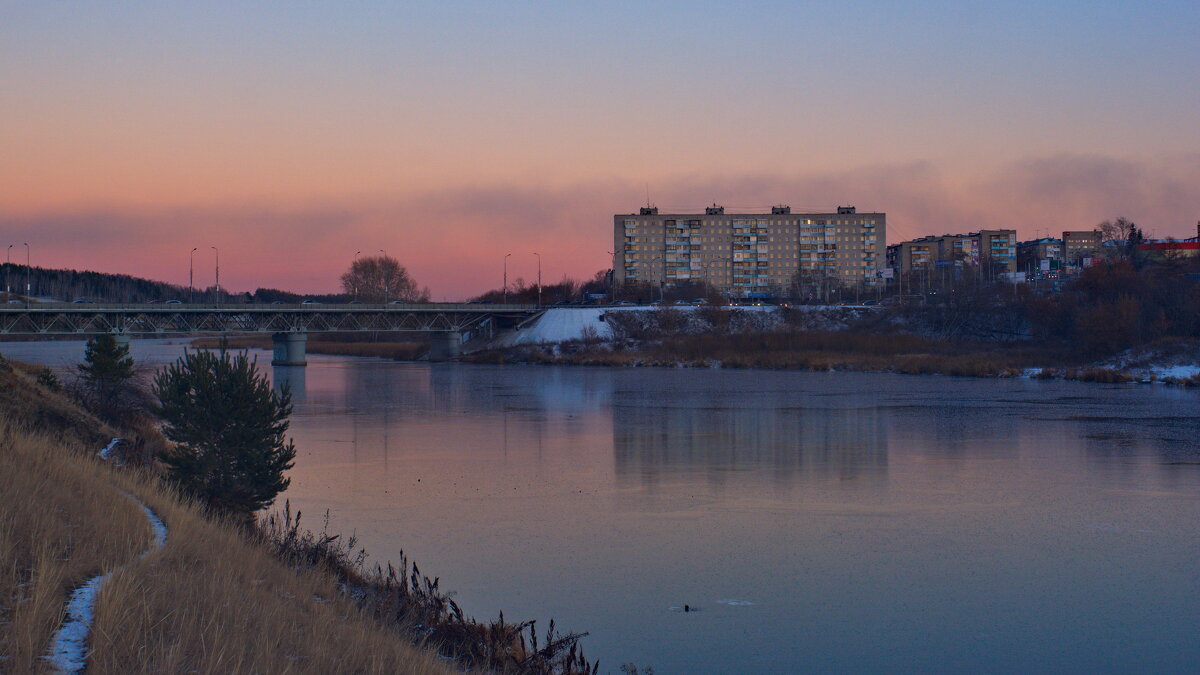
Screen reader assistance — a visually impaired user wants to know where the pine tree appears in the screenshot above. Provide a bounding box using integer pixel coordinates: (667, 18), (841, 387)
(153, 348), (296, 517)
(78, 333), (135, 399)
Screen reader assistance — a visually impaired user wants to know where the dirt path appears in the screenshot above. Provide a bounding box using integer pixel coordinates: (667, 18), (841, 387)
(46, 485), (168, 674)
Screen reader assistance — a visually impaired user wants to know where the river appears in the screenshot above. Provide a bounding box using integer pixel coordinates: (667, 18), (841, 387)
(5, 339), (1200, 673)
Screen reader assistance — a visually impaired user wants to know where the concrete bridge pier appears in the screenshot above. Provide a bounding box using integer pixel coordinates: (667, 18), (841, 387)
(427, 331), (463, 361)
(272, 332), (308, 366)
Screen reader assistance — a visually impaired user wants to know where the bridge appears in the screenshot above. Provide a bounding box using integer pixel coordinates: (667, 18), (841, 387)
(0, 302), (544, 364)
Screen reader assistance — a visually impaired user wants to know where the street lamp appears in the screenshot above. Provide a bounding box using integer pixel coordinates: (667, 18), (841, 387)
(704, 256), (731, 294)
(189, 247), (198, 303)
(5, 244), (11, 295)
(532, 252), (541, 306)
(23, 243), (30, 297)
(607, 251), (616, 302)
(503, 253), (512, 304)
(211, 247), (220, 304)
(379, 249), (388, 303)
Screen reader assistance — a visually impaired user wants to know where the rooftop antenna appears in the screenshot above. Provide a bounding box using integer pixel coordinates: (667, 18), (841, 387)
(645, 183), (651, 209)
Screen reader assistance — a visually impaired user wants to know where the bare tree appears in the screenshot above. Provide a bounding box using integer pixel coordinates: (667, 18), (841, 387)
(339, 255), (430, 303)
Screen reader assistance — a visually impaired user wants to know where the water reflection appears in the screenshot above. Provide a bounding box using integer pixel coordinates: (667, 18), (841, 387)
(272, 365), (307, 403)
(612, 403), (888, 489)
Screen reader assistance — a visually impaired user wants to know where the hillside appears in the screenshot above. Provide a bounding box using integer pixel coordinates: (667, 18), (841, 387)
(0, 357), (454, 673)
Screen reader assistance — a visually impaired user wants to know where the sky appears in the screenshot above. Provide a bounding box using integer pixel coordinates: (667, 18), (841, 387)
(2, 1), (1199, 298)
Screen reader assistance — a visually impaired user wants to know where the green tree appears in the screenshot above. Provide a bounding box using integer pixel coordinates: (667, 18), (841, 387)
(153, 348), (296, 517)
(78, 333), (135, 399)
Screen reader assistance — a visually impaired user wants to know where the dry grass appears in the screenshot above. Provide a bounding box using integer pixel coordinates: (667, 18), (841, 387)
(468, 330), (1040, 379)
(189, 337), (427, 360)
(87, 481), (451, 674)
(0, 423), (150, 672)
(306, 341), (426, 360)
(0, 358), (113, 447)
(189, 336), (272, 350)
(0, 357), (452, 674)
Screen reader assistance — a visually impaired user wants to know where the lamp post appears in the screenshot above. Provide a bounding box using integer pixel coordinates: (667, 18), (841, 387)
(378, 249), (388, 303)
(23, 243), (30, 297)
(210, 247), (220, 304)
(532, 252), (541, 306)
(5, 244), (11, 295)
(503, 253), (512, 304)
(607, 250), (615, 301)
(704, 256), (730, 297)
(189, 247), (198, 303)
(353, 251), (362, 300)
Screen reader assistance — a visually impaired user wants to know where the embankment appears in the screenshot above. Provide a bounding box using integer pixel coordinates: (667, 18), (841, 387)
(0, 358), (451, 673)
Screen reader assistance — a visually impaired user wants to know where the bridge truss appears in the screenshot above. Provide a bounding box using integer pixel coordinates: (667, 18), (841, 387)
(0, 304), (543, 336)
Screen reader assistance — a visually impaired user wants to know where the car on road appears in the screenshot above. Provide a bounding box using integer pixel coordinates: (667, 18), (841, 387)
(270, 300), (286, 305)
(614, 300), (635, 306)
(165, 299), (183, 305)
(301, 299), (319, 305)
(71, 298), (95, 304)
(348, 300), (363, 305)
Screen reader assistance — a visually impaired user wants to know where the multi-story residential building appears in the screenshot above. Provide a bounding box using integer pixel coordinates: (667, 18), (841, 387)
(613, 205), (885, 297)
(1062, 230), (1102, 264)
(888, 230), (1017, 276)
(1017, 237), (1063, 272)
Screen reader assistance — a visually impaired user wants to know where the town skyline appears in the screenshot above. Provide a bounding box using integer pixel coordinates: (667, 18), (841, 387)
(4, 2), (1199, 298)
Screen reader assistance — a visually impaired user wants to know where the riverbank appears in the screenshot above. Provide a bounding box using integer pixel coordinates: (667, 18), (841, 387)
(190, 336), (428, 360)
(464, 330), (1200, 386)
(0, 355), (596, 673)
(0, 357), (452, 673)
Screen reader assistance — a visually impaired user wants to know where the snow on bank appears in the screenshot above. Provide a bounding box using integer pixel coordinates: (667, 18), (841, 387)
(498, 307), (614, 345)
(97, 438), (123, 462)
(1096, 341), (1200, 382)
(47, 487), (167, 674)
(496, 305), (783, 347)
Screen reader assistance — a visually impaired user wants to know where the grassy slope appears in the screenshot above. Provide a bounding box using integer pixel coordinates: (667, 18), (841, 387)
(0, 361), (451, 674)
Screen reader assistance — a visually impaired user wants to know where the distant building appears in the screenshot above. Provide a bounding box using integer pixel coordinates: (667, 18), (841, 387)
(888, 230), (1017, 276)
(1062, 230), (1102, 264)
(1136, 221), (1200, 259)
(613, 205), (885, 297)
(1017, 237), (1063, 273)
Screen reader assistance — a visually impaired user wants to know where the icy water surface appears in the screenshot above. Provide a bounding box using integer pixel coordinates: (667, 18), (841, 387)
(7, 339), (1200, 673)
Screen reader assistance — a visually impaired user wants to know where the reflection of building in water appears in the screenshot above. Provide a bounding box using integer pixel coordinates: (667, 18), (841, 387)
(613, 403), (888, 488)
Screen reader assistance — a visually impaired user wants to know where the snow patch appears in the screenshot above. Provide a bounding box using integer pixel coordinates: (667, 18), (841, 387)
(497, 305), (783, 346)
(97, 438), (123, 461)
(498, 307), (614, 346)
(715, 599), (756, 606)
(1151, 365), (1200, 380)
(47, 575), (108, 673)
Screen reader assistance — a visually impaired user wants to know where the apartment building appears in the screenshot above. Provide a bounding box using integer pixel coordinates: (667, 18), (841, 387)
(613, 205), (885, 297)
(1062, 230), (1102, 264)
(888, 230), (1017, 275)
